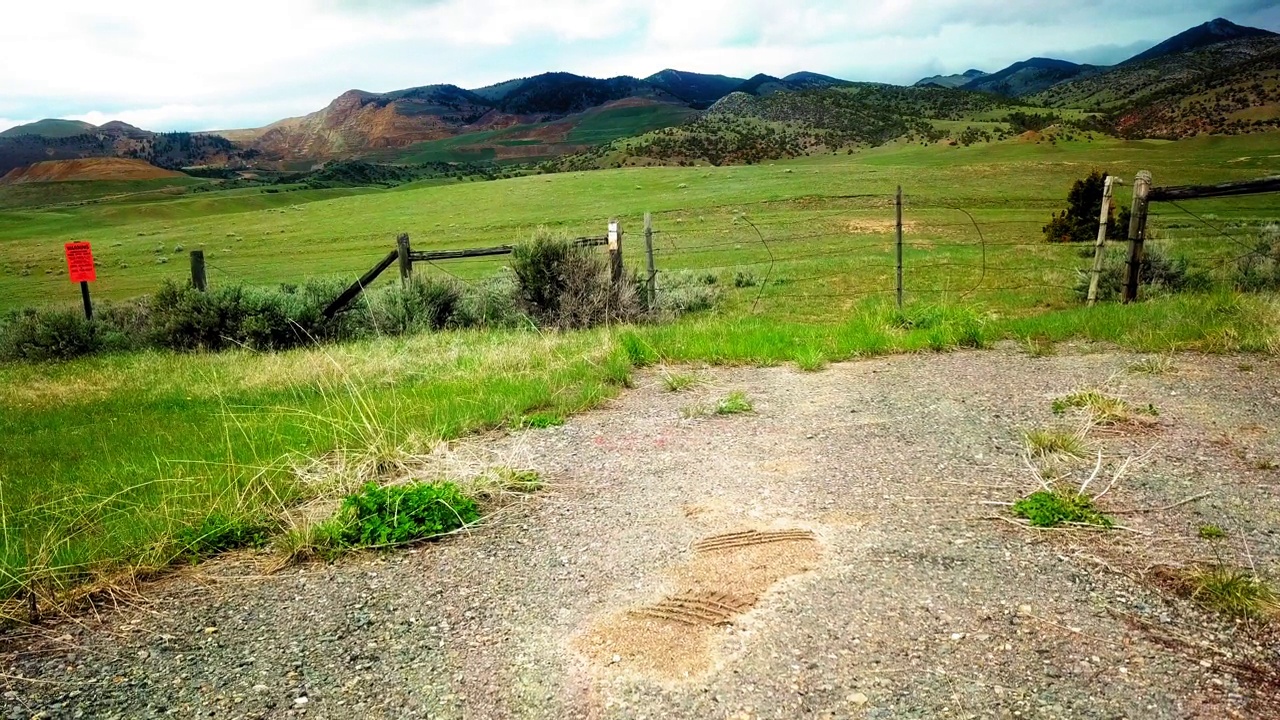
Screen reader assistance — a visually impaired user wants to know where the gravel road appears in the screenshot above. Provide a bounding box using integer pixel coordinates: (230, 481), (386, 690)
(4, 345), (1279, 719)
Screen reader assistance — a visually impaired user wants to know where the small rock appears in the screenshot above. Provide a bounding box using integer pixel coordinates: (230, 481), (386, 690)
(610, 654), (621, 664)
(253, 685), (269, 693)
(294, 696), (309, 706)
(847, 692), (868, 705)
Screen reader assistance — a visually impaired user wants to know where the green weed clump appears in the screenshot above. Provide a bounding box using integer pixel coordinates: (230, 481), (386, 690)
(893, 304), (987, 350)
(174, 513), (273, 560)
(521, 411), (565, 429)
(661, 371), (698, 392)
(1012, 489), (1113, 528)
(1198, 524), (1228, 540)
(1052, 389), (1149, 426)
(794, 348), (828, 372)
(715, 391), (754, 415)
(654, 270), (721, 316)
(1025, 428), (1086, 458)
(1185, 565), (1278, 620)
(332, 481), (480, 548)
(1231, 224), (1280, 292)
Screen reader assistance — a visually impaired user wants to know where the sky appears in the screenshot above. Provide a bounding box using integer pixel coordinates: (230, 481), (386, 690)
(1, 0), (1277, 134)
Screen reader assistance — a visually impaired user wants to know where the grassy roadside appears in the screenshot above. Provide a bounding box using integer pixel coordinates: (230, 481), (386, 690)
(3, 291), (1277, 614)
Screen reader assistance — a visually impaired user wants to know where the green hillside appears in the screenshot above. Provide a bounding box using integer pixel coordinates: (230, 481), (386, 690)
(1031, 36), (1280, 110)
(0, 119), (96, 138)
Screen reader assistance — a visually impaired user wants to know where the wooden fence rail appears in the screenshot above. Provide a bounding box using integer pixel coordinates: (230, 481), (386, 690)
(322, 234), (612, 318)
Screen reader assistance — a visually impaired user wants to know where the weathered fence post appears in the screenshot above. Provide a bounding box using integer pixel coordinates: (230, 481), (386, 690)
(608, 218), (623, 287)
(1087, 175), (1118, 306)
(396, 233), (412, 286)
(895, 185), (904, 311)
(644, 212), (656, 306)
(189, 249), (207, 292)
(1122, 171), (1153, 304)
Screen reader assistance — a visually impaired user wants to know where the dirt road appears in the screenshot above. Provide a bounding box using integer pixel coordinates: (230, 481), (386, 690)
(5, 347), (1279, 719)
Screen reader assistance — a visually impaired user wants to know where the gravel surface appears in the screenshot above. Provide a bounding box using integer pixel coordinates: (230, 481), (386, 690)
(4, 345), (1280, 719)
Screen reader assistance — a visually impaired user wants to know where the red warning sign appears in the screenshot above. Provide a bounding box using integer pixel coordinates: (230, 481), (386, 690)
(64, 241), (96, 283)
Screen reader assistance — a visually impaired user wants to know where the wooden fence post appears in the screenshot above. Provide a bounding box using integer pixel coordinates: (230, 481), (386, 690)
(644, 212), (656, 306)
(608, 218), (623, 287)
(895, 186), (904, 311)
(1122, 171), (1152, 304)
(189, 249), (207, 292)
(396, 233), (412, 286)
(1086, 175), (1117, 306)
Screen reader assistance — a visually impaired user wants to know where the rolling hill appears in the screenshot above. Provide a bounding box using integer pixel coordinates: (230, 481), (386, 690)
(0, 119), (96, 139)
(1031, 35), (1280, 111)
(961, 58), (1099, 97)
(1122, 17), (1276, 65)
(644, 69), (746, 108)
(0, 157), (186, 184)
(914, 69), (988, 89)
(546, 84), (1027, 169)
(0, 121), (254, 176)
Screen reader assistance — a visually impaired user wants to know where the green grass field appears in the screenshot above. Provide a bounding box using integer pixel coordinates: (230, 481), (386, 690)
(2, 131), (1279, 612)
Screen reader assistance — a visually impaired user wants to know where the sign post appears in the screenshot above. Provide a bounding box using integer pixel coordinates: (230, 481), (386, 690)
(64, 241), (96, 320)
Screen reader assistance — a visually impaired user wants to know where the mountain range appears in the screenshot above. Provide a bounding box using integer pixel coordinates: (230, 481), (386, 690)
(0, 17), (1276, 177)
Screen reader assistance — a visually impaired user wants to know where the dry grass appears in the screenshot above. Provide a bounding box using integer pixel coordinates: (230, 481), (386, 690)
(1025, 427), (1088, 458)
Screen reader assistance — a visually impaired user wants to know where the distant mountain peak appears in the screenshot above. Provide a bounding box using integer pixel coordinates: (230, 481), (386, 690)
(1122, 17), (1277, 65)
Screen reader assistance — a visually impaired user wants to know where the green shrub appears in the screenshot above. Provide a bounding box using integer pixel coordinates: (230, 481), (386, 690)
(655, 270), (721, 315)
(148, 280), (249, 351)
(510, 230), (640, 329)
(174, 512), (272, 559)
(1074, 243), (1211, 302)
(336, 481), (480, 547)
(1042, 170), (1130, 244)
(1231, 224), (1280, 292)
(1012, 490), (1113, 528)
(368, 276), (462, 334)
(733, 270), (758, 288)
(0, 308), (102, 361)
(449, 275), (525, 329)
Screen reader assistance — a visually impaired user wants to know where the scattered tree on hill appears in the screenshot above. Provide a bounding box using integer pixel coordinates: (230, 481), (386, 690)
(1043, 170), (1130, 243)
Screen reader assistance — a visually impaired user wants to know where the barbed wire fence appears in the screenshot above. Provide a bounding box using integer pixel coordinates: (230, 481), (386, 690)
(174, 174), (1278, 320)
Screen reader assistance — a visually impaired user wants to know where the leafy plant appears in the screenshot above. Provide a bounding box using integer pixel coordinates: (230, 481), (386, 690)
(715, 391), (754, 415)
(1012, 489), (1114, 528)
(174, 513), (273, 560)
(1073, 243), (1210, 302)
(336, 482), (480, 548)
(1198, 524), (1228, 540)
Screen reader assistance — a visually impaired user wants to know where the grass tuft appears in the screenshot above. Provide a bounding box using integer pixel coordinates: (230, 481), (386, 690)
(794, 348), (828, 372)
(1198, 524), (1228, 540)
(715, 391), (754, 415)
(1184, 565), (1278, 620)
(1012, 489), (1113, 528)
(661, 371), (698, 392)
(1023, 336), (1057, 358)
(1025, 428), (1087, 458)
(521, 412), (566, 429)
(1128, 356), (1175, 375)
(1052, 389), (1153, 427)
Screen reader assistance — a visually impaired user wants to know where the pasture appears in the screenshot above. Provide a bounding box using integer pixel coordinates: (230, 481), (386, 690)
(1, 131), (1278, 610)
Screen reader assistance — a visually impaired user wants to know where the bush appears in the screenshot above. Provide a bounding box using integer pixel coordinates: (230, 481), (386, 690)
(148, 280), (249, 351)
(654, 270), (721, 316)
(1074, 243), (1211, 302)
(367, 276), (463, 334)
(510, 230), (640, 329)
(336, 481), (480, 547)
(1231, 224), (1280, 292)
(448, 275), (525, 329)
(0, 308), (101, 361)
(1043, 170), (1130, 244)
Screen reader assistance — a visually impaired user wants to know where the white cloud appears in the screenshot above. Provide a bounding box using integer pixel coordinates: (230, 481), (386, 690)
(0, 0), (1270, 132)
